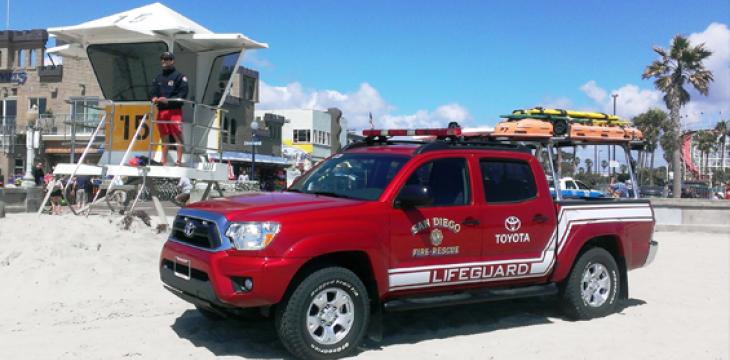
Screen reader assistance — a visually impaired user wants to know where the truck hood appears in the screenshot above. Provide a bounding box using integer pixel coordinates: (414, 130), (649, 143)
(185, 192), (367, 220)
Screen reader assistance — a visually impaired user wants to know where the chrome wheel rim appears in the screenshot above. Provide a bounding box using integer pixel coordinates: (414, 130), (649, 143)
(306, 287), (355, 345)
(581, 263), (611, 307)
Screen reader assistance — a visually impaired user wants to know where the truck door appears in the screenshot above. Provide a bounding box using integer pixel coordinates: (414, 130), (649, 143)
(478, 157), (557, 281)
(388, 156), (483, 292)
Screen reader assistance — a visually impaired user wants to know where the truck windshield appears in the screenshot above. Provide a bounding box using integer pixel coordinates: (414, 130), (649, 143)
(288, 153), (409, 200)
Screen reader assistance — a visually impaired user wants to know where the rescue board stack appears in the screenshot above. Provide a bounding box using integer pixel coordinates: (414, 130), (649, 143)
(493, 107), (643, 141)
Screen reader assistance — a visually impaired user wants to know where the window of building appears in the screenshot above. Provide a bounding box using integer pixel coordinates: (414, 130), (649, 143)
(402, 158), (470, 207)
(229, 118), (237, 145)
(29, 49), (36, 67)
(14, 158), (23, 175)
(18, 49), (25, 67)
(480, 159), (537, 203)
(222, 117), (229, 143)
(242, 76), (256, 101)
(29, 97), (47, 114)
(293, 129), (311, 143)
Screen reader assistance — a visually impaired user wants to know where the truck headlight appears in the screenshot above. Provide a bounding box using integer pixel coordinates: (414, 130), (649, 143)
(225, 222), (281, 250)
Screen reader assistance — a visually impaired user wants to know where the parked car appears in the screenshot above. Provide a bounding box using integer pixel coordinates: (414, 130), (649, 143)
(640, 185), (668, 198)
(681, 181), (711, 199)
(550, 177), (606, 199)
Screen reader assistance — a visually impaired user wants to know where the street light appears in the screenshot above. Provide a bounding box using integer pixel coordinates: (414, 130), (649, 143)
(250, 121), (259, 181)
(21, 105), (39, 188)
(611, 93), (619, 176)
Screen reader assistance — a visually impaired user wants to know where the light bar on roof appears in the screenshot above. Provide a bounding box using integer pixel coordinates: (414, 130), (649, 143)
(362, 128), (463, 137)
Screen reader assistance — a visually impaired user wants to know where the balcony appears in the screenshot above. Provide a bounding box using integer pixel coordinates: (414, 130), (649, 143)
(37, 65), (63, 82)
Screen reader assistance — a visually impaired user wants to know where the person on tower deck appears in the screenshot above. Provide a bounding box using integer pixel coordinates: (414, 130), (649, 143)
(151, 51), (189, 166)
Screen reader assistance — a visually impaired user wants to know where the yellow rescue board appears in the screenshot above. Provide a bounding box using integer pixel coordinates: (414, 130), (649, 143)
(513, 108), (620, 121)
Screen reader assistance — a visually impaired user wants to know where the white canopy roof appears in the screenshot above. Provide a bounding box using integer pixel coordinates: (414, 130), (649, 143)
(47, 2), (267, 51)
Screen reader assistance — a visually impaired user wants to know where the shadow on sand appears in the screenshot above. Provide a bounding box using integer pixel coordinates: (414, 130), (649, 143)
(170, 297), (646, 358)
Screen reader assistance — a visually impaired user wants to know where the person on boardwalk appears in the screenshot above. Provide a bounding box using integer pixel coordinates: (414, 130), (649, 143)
(174, 176), (193, 206)
(151, 51), (189, 166)
(32, 162), (44, 186)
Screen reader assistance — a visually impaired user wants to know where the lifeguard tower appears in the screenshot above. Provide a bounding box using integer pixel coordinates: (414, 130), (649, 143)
(41, 2), (267, 214)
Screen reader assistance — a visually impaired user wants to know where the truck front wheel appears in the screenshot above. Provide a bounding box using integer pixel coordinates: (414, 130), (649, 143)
(276, 267), (370, 360)
(561, 247), (620, 319)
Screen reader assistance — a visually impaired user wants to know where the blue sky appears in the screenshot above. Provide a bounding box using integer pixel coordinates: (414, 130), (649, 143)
(7, 0), (730, 131)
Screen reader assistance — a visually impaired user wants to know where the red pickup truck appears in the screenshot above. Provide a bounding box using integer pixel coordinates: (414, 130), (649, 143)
(160, 129), (658, 359)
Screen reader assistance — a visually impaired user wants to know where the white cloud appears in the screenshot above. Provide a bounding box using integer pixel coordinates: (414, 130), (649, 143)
(580, 22), (730, 128)
(580, 80), (607, 104)
(259, 81), (472, 129)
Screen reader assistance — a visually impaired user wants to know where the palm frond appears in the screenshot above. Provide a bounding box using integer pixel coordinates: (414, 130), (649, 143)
(642, 60), (669, 79)
(688, 70), (714, 95)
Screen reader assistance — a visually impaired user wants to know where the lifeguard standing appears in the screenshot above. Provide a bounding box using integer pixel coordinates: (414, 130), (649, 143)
(151, 51), (188, 166)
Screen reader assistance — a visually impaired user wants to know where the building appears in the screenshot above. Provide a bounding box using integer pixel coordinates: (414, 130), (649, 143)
(0, 29), (102, 185)
(255, 108), (347, 162)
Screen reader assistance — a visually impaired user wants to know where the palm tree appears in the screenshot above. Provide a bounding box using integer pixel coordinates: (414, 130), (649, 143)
(643, 35), (714, 197)
(715, 120), (728, 171)
(633, 109), (668, 184)
(694, 130), (717, 180)
(584, 158), (593, 174)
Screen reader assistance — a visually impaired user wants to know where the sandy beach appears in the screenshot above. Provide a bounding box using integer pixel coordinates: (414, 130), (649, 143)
(0, 213), (728, 359)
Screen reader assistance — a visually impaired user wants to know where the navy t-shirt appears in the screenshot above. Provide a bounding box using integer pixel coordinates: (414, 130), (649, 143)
(151, 67), (189, 110)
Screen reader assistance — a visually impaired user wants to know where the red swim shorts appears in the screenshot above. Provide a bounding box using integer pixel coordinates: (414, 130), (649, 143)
(157, 109), (183, 136)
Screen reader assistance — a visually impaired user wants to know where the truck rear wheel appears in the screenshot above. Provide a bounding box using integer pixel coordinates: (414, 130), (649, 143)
(276, 267), (369, 360)
(561, 247), (620, 319)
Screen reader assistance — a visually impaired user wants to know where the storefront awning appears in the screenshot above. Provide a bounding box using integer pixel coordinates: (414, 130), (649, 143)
(209, 152), (289, 165)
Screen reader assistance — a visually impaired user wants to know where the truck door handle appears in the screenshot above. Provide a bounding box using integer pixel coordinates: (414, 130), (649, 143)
(462, 217), (480, 226)
(532, 214), (549, 223)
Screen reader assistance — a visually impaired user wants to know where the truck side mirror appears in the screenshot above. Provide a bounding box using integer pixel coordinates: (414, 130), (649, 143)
(395, 185), (431, 208)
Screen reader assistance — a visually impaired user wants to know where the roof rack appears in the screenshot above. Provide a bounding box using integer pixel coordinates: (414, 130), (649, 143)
(355, 123), (646, 151)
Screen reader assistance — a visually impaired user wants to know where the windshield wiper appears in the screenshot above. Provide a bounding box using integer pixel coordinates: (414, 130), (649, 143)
(310, 191), (350, 199)
(286, 188), (302, 193)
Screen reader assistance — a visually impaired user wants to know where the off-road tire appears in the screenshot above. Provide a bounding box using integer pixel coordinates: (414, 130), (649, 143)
(561, 247), (620, 319)
(276, 267), (369, 360)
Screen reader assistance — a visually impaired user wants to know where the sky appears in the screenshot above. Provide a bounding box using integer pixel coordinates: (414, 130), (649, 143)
(6, 0), (730, 133)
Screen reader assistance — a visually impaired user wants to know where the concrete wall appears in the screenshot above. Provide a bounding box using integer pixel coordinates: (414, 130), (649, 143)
(0, 187), (42, 213)
(651, 198), (730, 234)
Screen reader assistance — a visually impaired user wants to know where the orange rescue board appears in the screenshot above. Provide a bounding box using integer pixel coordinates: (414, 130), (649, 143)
(493, 119), (554, 138)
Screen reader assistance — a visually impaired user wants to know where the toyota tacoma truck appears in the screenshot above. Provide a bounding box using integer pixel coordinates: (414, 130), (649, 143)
(160, 126), (658, 359)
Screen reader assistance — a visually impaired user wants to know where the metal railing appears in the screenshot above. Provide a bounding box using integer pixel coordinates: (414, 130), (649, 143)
(37, 113), (105, 137)
(144, 98), (228, 167)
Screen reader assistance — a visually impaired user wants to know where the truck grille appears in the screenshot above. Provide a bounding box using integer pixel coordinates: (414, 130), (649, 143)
(171, 216), (222, 249)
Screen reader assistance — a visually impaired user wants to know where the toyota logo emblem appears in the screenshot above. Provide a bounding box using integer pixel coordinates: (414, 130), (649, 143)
(505, 216), (521, 232)
(184, 220), (196, 238)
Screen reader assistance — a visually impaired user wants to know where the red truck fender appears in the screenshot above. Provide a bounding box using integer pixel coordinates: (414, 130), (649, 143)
(550, 202), (654, 283)
(280, 232), (390, 299)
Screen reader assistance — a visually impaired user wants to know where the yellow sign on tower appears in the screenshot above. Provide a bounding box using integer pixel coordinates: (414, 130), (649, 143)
(104, 103), (161, 152)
